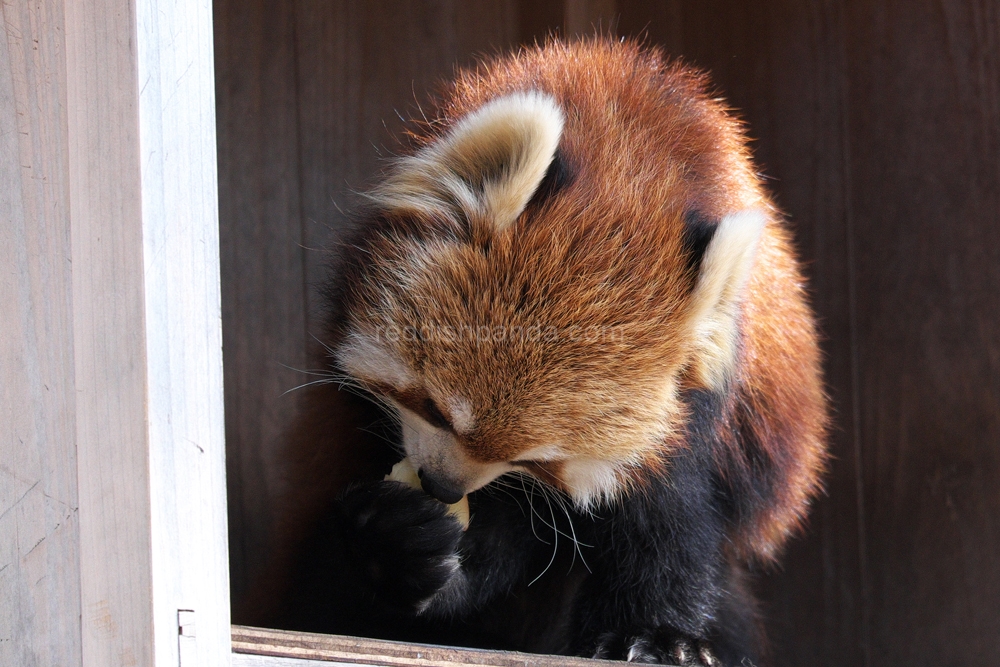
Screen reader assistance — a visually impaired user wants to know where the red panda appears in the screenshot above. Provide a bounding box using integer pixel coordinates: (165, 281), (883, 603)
(266, 38), (827, 666)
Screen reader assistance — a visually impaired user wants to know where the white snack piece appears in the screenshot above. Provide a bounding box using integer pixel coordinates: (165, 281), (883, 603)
(385, 457), (470, 529)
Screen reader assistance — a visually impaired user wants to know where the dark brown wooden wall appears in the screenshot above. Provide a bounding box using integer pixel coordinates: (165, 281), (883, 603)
(214, 2), (1000, 665)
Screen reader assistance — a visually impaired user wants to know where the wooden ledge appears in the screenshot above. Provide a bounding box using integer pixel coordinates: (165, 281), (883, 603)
(232, 625), (621, 667)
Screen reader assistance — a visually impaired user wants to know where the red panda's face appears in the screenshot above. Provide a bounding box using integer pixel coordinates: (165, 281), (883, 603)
(337, 233), (692, 507)
(336, 90), (766, 508)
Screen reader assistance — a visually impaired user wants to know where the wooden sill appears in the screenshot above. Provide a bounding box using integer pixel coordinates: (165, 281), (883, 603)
(232, 625), (621, 667)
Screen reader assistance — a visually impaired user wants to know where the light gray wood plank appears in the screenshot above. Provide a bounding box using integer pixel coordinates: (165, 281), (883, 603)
(64, 1), (154, 663)
(0, 2), (81, 666)
(135, 0), (231, 664)
(234, 653), (358, 667)
(64, 0), (230, 664)
(232, 626), (620, 667)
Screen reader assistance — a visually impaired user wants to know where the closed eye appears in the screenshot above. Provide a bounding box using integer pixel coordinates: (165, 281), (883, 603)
(423, 398), (452, 430)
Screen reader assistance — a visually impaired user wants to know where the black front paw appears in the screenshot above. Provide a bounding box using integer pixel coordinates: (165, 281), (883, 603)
(337, 480), (463, 613)
(591, 629), (720, 666)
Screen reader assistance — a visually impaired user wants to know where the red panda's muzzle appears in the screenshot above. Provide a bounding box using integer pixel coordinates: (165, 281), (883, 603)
(417, 467), (466, 505)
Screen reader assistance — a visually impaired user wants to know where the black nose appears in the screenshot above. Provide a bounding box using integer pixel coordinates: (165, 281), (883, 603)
(417, 468), (466, 504)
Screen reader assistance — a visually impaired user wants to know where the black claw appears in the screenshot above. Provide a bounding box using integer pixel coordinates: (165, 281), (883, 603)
(589, 629), (719, 666)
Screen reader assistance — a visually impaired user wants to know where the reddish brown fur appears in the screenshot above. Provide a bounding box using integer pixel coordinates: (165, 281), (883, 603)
(334, 38), (827, 559)
(250, 40), (829, 625)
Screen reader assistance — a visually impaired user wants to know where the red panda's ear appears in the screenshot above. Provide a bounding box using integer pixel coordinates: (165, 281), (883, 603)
(371, 92), (564, 232)
(685, 209), (767, 391)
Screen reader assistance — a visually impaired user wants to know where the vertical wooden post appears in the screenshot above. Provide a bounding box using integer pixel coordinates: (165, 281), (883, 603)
(1, 2), (82, 665)
(67, 0), (230, 664)
(3, 0), (229, 664)
(65, 1), (154, 664)
(135, 0), (231, 664)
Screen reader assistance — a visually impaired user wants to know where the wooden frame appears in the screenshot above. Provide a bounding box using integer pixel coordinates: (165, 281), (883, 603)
(3, 0), (229, 664)
(231, 626), (614, 667)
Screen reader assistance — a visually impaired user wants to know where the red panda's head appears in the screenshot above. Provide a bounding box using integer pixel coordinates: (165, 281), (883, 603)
(334, 41), (769, 509)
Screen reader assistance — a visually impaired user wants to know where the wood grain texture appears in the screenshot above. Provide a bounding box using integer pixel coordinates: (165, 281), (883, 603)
(214, 0), (309, 611)
(232, 626), (620, 667)
(292, 0), (520, 307)
(516, 0), (563, 45)
(64, 0), (230, 664)
(844, 1), (1000, 663)
(234, 653), (361, 667)
(64, 0), (156, 664)
(0, 2), (81, 665)
(564, 0), (617, 38)
(136, 0), (232, 664)
(619, 1), (1000, 665)
(618, 3), (870, 664)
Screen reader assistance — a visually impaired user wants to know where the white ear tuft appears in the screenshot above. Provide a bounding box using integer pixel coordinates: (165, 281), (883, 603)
(686, 209), (767, 391)
(373, 92), (564, 231)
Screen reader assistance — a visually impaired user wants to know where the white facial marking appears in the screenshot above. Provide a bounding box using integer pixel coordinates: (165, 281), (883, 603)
(515, 444), (564, 462)
(560, 457), (626, 509)
(336, 331), (415, 389)
(444, 395), (476, 434)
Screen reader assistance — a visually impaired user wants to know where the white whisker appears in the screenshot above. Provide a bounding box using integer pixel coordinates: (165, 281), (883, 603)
(528, 475), (560, 586)
(484, 471), (594, 586)
(309, 332), (339, 358)
(518, 474), (549, 546)
(280, 377), (337, 396)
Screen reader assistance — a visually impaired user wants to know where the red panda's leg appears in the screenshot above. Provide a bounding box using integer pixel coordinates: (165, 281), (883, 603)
(415, 481), (566, 618)
(277, 481), (464, 634)
(292, 478), (554, 624)
(571, 446), (737, 665)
